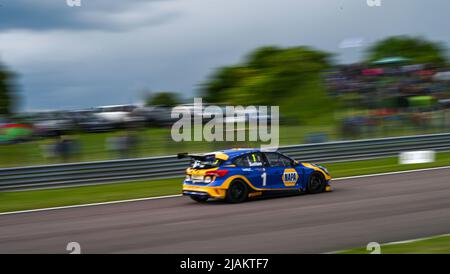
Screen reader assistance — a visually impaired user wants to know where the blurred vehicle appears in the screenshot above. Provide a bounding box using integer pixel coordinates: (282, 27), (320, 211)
(94, 105), (137, 126)
(172, 103), (229, 124)
(433, 71), (450, 81)
(0, 118), (34, 144)
(171, 104), (276, 126)
(77, 114), (115, 133)
(179, 148), (332, 203)
(133, 105), (179, 127)
(439, 99), (450, 108)
(172, 103), (206, 124)
(27, 111), (76, 137)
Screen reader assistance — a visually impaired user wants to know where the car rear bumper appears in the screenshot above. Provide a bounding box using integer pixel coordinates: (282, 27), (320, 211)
(182, 184), (227, 199)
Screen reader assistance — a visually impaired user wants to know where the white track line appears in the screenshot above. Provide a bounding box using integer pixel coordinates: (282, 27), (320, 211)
(1, 166), (449, 216)
(0, 194), (182, 216)
(327, 233), (450, 254)
(333, 165), (450, 181)
(383, 233), (450, 246)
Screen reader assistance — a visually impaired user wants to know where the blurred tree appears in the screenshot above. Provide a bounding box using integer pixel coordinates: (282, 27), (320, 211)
(0, 63), (17, 115)
(246, 46), (282, 69)
(146, 92), (180, 107)
(366, 36), (447, 65)
(200, 46), (337, 125)
(201, 66), (255, 104)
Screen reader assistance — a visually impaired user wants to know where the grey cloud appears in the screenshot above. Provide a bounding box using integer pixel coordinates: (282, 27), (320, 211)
(0, 0), (180, 31)
(1, 0), (450, 111)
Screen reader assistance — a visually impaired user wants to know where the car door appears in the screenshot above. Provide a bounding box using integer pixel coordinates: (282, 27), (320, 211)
(263, 152), (301, 189)
(233, 152), (266, 189)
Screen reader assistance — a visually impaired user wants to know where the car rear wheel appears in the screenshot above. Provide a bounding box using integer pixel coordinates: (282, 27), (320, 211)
(226, 180), (249, 203)
(190, 196), (209, 203)
(307, 172), (326, 194)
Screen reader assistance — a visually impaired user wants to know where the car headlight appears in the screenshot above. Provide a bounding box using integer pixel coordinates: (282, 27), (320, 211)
(204, 176), (212, 184)
(319, 166), (329, 175)
(312, 164), (329, 175)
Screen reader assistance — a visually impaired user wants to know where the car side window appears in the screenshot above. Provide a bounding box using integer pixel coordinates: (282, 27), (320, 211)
(265, 152), (293, 167)
(248, 153), (264, 167)
(279, 154), (294, 166)
(234, 155), (249, 167)
(234, 153), (264, 167)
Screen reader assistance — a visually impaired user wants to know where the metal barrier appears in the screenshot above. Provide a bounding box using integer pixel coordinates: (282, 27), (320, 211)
(0, 133), (449, 191)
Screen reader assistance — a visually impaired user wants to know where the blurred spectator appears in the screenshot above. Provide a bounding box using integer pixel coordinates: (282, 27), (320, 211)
(55, 136), (77, 163)
(40, 142), (57, 160)
(125, 131), (139, 158)
(304, 133), (328, 144)
(106, 131), (139, 159)
(106, 136), (120, 158)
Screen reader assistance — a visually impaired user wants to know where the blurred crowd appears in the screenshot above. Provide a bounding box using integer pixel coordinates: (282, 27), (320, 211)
(324, 60), (450, 137)
(39, 131), (141, 163)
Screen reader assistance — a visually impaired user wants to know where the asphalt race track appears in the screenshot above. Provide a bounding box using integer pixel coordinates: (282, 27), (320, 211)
(1, 168), (450, 254)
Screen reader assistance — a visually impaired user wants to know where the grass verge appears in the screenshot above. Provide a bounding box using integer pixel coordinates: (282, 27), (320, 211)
(337, 234), (450, 254)
(0, 179), (182, 213)
(0, 152), (449, 213)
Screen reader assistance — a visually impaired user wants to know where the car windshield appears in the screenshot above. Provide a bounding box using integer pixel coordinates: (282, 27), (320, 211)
(189, 154), (223, 169)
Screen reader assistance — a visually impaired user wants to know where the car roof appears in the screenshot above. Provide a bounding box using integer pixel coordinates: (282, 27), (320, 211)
(193, 148), (280, 161)
(219, 148), (276, 159)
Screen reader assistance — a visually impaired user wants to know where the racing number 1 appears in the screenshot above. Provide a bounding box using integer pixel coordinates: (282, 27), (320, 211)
(261, 172), (267, 186)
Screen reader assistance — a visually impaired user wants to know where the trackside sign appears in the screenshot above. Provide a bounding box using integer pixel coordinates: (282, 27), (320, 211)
(399, 150), (436, 165)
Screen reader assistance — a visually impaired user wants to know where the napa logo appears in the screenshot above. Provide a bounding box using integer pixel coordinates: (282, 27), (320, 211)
(282, 168), (298, 187)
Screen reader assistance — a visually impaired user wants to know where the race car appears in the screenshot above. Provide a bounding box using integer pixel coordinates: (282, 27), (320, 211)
(179, 148), (332, 203)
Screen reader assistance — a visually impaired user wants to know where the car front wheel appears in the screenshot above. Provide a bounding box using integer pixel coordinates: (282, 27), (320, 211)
(307, 172), (326, 194)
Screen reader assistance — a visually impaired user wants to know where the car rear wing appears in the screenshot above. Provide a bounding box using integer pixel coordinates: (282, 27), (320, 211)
(178, 152), (229, 161)
(177, 153), (207, 160)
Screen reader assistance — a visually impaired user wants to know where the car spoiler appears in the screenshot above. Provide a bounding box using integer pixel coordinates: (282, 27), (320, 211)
(177, 153), (207, 160)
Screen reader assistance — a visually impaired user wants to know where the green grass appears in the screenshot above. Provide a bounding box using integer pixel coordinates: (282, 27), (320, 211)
(0, 178), (182, 213)
(338, 235), (450, 254)
(0, 152), (448, 213)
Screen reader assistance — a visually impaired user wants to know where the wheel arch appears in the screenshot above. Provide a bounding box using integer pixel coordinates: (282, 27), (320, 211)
(310, 170), (326, 181)
(222, 175), (259, 191)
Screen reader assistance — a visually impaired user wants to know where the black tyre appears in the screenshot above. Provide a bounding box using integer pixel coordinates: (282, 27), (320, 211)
(307, 172), (326, 194)
(190, 196), (209, 203)
(226, 180), (249, 203)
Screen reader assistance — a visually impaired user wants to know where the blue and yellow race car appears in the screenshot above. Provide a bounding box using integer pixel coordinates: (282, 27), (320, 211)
(179, 148), (332, 203)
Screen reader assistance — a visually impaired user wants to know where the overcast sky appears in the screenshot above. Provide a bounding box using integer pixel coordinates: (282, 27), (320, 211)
(0, 0), (449, 111)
